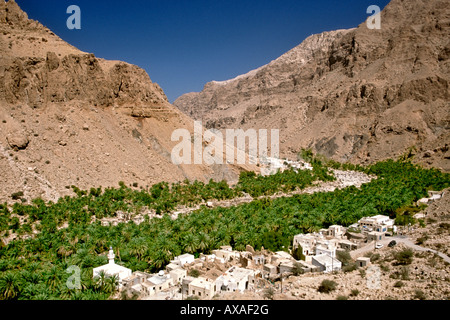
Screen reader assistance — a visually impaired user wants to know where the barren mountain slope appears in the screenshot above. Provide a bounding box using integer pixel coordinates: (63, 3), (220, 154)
(0, 0), (249, 203)
(175, 0), (450, 171)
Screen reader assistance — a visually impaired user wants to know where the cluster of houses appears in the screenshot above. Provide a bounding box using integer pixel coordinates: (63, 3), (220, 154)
(93, 214), (396, 300)
(260, 157), (313, 176)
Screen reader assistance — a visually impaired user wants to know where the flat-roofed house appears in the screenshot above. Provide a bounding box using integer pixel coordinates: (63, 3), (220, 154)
(315, 245), (336, 258)
(169, 268), (187, 285)
(356, 257), (371, 268)
(293, 234), (316, 256)
(327, 225), (346, 238)
(215, 267), (256, 293)
(174, 253), (195, 267)
(358, 215), (394, 233)
(122, 271), (151, 290)
(212, 248), (239, 263)
(141, 271), (173, 297)
(263, 264), (278, 277)
(188, 277), (215, 299)
(311, 254), (342, 273)
(279, 260), (295, 274)
(338, 240), (359, 251)
(368, 231), (385, 242)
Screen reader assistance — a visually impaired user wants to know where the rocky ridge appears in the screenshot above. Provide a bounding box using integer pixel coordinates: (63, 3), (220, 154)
(0, 0), (249, 203)
(175, 0), (450, 171)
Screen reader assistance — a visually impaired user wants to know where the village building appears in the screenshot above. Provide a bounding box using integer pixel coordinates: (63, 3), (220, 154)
(132, 271), (173, 297)
(367, 231), (386, 242)
(188, 277), (215, 299)
(356, 257), (371, 268)
(311, 254), (342, 273)
(358, 215), (394, 233)
(93, 247), (132, 289)
(315, 245), (336, 258)
(263, 264), (278, 277)
(293, 233), (317, 256)
(215, 266), (258, 293)
(169, 268), (187, 285)
(173, 253), (195, 267)
(212, 246), (240, 263)
(338, 239), (359, 251)
(166, 262), (182, 272)
(279, 260), (296, 274)
(122, 271), (151, 289)
(321, 225), (346, 238)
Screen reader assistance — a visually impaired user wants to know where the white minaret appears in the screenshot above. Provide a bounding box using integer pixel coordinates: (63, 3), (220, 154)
(107, 246), (115, 265)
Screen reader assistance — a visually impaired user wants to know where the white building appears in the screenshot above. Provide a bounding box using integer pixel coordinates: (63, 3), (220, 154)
(173, 253), (195, 267)
(93, 247), (132, 289)
(169, 268), (187, 285)
(212, 246), (239, 263)
(358, 215), (394, 232)
(293, 233), (317, 256)
(215, 267), (256, 293)
(311, 254), (342, 273)
(188, 277), (215, 299)
(315, 245), (336, 258)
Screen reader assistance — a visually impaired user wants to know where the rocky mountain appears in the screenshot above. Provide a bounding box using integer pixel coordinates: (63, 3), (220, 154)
(174, 0), (450, 171)
(0, 0), (248, 203)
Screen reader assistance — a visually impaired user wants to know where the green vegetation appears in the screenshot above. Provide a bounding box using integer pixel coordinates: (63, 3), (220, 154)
(394, 249), (414, 265)
(337, 251), (357, 273)
(263, 287), (275, 300)
(350, 289), (359, 297)
(318, 279), (337, 293)
(292, 245), (306, 261)
(188, 269), (201, 278)
(236, 158), (335, 198)
(413, 289), (427, 300)
(292, 262), (305, 276)
(0, 158), (448, 300)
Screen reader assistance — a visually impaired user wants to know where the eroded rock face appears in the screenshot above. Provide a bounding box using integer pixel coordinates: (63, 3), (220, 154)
(174, 0), (450, 171)
(0, 0), (170, 112)
(0, 1), (249, 203)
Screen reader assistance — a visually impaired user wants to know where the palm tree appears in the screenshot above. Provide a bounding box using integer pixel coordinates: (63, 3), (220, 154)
(0, 272), (21, 300)
(128, 237), (148, 261)
(196, 232), (210, 253)
(46, 267), (62, 291)
(151, 249), (171, 270)
(182, 233), (198, 254)
(105, 275), (119, 294)
(94, 270), (108, 292)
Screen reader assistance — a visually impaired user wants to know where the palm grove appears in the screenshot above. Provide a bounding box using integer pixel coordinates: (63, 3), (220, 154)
(0, 152), (449, 300)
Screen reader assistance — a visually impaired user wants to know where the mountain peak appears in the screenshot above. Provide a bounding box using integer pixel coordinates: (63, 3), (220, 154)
(1, 0), (29, 26)
(174, 0), (450, 171)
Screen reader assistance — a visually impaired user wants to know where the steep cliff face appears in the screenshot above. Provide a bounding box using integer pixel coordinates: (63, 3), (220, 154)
(0, 0), (247, 203)
(0, 0), (170, 111)
(175, 0), (450, 171)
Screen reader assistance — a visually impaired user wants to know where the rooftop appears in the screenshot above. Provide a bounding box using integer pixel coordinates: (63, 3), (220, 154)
(313, 254), (340, 265)
(190, 277), (213, 289)
(147, 274), (170, 286)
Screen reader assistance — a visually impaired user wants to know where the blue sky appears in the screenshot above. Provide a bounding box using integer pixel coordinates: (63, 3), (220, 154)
(16, 0), (390, 102)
